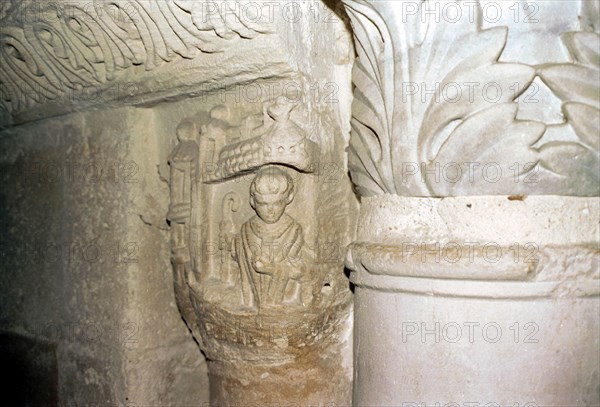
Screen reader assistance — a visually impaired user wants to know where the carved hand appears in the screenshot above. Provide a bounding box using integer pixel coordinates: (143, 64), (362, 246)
(254, 258), (276, 276)
(287, 262), (305, 281)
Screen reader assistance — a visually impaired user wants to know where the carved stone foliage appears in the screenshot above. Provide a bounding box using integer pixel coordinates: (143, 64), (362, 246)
(536, 1), (600, 194)
(167, 96), (354, 365)
(0, 0), (271, 114)
(341, 0), (599, 197)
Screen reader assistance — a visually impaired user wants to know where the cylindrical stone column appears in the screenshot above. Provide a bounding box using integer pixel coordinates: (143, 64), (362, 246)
(339, 0), (599, 403)
(346, 195), (599, 406)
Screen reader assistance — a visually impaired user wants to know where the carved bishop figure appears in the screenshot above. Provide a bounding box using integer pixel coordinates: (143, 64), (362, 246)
(232, 166), (309, 308)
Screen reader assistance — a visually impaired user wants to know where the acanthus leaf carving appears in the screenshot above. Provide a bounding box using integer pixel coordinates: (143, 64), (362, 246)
(431, 103), (544, 196)
(563, 102), (600, 152)
(342, 0), (599, 197)
(537, 63), (599, 109)
(342, 0), (541, 197)
(343, 0), (396, 197)
(535, 8), (599, 192)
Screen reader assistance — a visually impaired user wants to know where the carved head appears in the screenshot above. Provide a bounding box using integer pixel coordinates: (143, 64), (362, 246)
(176, 120), (198, 141)
(249, 166), (295, 224)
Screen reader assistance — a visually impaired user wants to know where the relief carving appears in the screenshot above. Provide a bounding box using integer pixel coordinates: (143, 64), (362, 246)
(219, 192), (240, 288)
(167, 94), (354, 371)
(168, 120), (199, 224)
(229, 166), (310, 309)
(341, 0), (599, 197)
(536, 1), (600, 194)
(204, 98), (321, 313)
(339, 3), (600, 404)
(205, 98), (319, 182)
(0, 0), (272, 114)
(167, 119), (202, 344)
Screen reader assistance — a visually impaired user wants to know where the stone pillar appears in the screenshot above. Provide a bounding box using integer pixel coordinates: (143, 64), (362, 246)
(339, 0), (600, 404)
(0, 108), (209, 405)
(346, 195), (599, 405)
(168, 94), (356, 405)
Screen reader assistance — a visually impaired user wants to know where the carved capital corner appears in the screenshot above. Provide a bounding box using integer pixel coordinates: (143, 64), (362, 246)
(167, 93), (356, 403)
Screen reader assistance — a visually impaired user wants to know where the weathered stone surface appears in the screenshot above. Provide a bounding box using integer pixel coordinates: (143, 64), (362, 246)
(0, 0), (289, 127)
(0, 107), (209, 405)
(0, 0), (355, 131)
(339, 1), (600, 405)
(139, 2), (358, 402)
(0, 0), (358, 404)
(341, 0), (599, 197)
(165, 89), (357, 403)
(7, 0), (596, 405)
(347, 195), (600, 406)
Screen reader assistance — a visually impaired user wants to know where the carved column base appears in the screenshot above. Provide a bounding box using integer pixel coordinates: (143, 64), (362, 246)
(190, 288), (353, 405)
(346, 195), (600, 406)
(207, 352), (351, 406)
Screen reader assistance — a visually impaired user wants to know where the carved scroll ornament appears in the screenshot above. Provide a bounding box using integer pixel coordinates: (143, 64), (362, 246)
(0, 0), (271, 114)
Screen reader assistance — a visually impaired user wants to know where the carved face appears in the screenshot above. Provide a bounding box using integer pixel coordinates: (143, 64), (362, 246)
(252, 194), (288, 224)
(176, 121), (196, 141)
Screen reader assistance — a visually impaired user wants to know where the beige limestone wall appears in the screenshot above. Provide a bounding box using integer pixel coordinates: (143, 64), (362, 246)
(0, 107), (209, 406)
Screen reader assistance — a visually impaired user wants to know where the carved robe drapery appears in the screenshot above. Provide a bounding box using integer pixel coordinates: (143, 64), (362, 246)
(235, 214), (304, 307)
